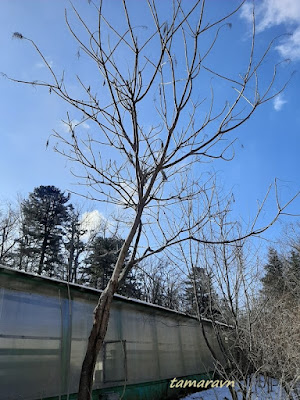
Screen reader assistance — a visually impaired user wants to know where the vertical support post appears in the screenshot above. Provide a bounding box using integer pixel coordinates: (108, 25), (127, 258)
(177, 317), (187, 376)
(60, 286), (73, 398)
(152, 314), (161, 380)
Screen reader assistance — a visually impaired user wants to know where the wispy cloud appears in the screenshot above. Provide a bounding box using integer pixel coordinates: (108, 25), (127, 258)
(273, 93), (287, 111)
(241, 0), (300, 61)
(35, 59), (54, 69)
(60, 119), (90, 133)
(276, 27), (300, 60)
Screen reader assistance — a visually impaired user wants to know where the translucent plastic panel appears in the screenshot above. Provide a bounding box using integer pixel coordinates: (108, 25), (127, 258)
(0, 289), (61, 337)
(68, 295), (123, 392)
(179, 323), (201, 374)
(68, 296), (94, 392)
(103, 341), (126, 383)
(71, 297), (94, 339)
(0, 288), (61, 400)
(106, 306), (123, 342)
(120, 305), (156, 343)
(126, 340), (159, 382)
(119, 305), (160, 381)
(155, 314), (185, 379)
(0, 269), (226, 400)
(197, 324), (219, 372)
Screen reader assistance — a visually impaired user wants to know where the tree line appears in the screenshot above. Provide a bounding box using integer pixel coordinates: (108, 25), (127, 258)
(2, 186), (298, 316)
(0, 185), (217, 314)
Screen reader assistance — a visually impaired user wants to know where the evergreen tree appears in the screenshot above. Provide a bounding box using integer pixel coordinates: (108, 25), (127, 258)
(19, 186), (70, 276)
(118, 266), (142, 299)
(82, 236), (141, 298)
(184, 267), (217, 317)
(286, 250), (300, 299)
(261, 248), (285, 299)
(83, 236), (121, 288)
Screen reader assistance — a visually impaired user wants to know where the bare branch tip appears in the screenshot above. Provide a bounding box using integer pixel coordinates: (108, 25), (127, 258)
(12, 32), (24, 40)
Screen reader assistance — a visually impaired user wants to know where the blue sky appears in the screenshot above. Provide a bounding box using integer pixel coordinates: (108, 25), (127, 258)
(1, 0), (300, 246)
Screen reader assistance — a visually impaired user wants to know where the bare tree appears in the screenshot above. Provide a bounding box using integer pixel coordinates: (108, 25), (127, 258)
(4, 1), (298, 398)
(63, 204), (87, 283)
(166, 192), (254, 399)
(138, 257), (183, 309)
(254, 293), (300, 400)
(0, 202), (19, 264)
(255, 241), (300, 399)
(181, 197), (300, 400)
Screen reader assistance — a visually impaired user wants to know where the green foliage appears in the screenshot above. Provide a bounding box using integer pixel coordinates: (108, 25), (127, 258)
(286, 250), (300, 298)
(261, 247), (300, 301)
(19, 185), (70, 276)
(82, 235), (142, 298)
(83, 236), (123, 289)
(261, 248), (285, 298)
(7, 185), (142, 298)
(184, 267), (218, 317)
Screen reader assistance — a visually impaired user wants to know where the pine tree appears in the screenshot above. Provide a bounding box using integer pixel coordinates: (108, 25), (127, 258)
(19, 186), (70, 276)
(184, 267), (217, 317)
(261, 248), (285, 299)
(118, 266), (142, 299)
(82, 236), (141, 298)
(286, 250), (300, 299)
(83, 236), (121, 289)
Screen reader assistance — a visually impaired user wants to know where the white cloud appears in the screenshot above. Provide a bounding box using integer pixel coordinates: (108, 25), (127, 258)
(273, 93), (287, 111)
(257, 0), (300, 31)
(276, 27), (300, 60)
(240, 3), (254, 24)
(241, 0), (300, 61)
(80, 210), (108, 240)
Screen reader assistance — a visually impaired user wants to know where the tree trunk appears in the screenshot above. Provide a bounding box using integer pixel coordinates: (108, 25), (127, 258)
(72, 250), (79, 283)
(229, 386), (239, 400)
(77, 279), (117, 399)
(77, 208), (143, 399)
(67, 231), (75, 282)
(38, 231), (48, 274)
